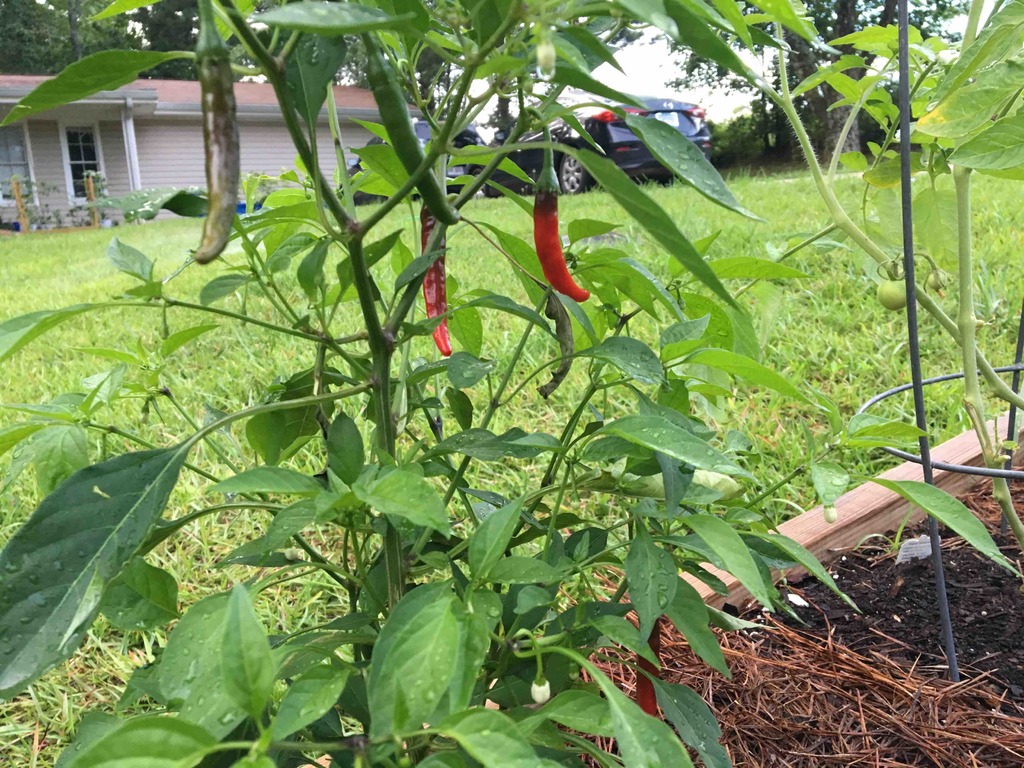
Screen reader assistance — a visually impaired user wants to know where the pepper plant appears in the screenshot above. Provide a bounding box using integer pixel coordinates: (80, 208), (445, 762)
(0, 0), (1012, 766)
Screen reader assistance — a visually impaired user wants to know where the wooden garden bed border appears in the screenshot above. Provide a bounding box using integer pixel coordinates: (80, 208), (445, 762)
(692, 414), (1013, 610)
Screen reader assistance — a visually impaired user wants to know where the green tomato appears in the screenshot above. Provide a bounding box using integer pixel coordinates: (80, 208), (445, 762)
(877, 280), (907, 311)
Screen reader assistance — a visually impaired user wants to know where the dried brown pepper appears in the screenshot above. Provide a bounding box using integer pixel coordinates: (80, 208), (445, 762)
(193, 0), (239, 264)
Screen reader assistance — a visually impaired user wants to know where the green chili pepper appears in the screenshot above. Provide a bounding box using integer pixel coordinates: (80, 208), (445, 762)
(193, 0), (239, 264)
(363, 34), (458, 226)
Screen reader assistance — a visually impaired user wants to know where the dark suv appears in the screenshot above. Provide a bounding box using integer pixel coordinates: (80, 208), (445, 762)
(486, 96), (712, 196)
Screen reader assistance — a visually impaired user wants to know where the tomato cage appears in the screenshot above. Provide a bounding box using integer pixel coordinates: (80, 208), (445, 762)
(854, 0), (1024, 683)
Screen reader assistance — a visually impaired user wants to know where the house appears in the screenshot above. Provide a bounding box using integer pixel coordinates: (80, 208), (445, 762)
(0, 75), (380, 227)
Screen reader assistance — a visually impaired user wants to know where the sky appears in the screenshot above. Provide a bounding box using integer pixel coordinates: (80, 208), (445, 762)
(587, 4), (991, 123)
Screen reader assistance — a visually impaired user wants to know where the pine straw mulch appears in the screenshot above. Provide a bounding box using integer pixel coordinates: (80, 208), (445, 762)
(591, 616), (1024, 767)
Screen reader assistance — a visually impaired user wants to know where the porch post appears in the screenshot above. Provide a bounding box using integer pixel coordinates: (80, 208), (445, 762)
(121, 97), (142, 191)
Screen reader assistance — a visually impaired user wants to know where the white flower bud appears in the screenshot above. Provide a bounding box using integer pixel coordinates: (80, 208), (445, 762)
(531, 679), (551, 704)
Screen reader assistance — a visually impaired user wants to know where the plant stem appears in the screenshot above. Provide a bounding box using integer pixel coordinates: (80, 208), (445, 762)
(954, 166), (1024, 548)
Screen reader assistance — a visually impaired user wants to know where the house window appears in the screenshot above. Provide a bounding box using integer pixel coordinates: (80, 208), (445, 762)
(0, 126), (30, 204)
(63, 126), (101, 199)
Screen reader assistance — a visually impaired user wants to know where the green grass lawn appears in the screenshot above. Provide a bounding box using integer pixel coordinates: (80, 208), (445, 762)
(3, 171), (1024, 763)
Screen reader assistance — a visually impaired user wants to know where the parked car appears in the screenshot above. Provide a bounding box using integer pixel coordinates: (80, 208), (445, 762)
(485, 97), (712, 196)
(348, 120), (485, 204)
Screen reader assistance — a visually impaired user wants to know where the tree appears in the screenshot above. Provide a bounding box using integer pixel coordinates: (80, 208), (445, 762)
(0, 0), (68, 74)
(671, 0), (968, 160)
(134, 0), (198, 79)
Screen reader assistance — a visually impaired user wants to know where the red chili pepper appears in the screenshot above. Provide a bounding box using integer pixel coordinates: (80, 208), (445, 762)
(421, 205), (452, 357)
(636, 615), (662, 716)
(534, 131), (589, 302)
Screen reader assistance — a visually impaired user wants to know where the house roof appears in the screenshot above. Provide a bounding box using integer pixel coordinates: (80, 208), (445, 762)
(0, 75), (384, 119)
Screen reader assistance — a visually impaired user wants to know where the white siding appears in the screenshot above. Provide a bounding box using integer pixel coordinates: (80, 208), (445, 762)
(2, 119), (130, 224)
(23, 121), (68, 219)
(134, 117), (205, 188)
(135, 116), (372, 191)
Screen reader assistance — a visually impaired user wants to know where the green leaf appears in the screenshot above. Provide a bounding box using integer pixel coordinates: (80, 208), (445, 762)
(356, 468), (451, 535)
(0, 304), (97, 363)
(327, 412), (364, 485)
(913, 188), (957, 265)
(107, 238), (153, 282)
(457, 292), (555, 337)
(687, 348), (811, 403)
(1, 51), (191, 126)
(442, 709), (561, 768)
(487, 556), (562, 584)
(447, 352), (496, 389)
(753, 533), (853, 608)
(654, 680), (730, 768)
(27, 424), (90, 494)
(367, 584), (460, 737)
(949, 113), (1024, 170)
(209, 467), (323, 496)
(568, 218), (619, 243)
(448, 603), (491, 713)
(591, 415), (746, 476)
(681, 514), (773, 607)
(617, 0), (755, 81)
(625, 526), (678, 639)
(264, 500), (318, 550)
(551, 66), (645, 108)
(0, 422), (48, 460)
(749, 0), (817, 39)
(0, 447), (187, 698)
(296, 240), (331, 302)
(845, 413), (924, 448)
(199, 274), (252, 305)
(270, 664), (351, 740)
(91, 0), (153, 20)
(286, 36), (347, 128)
(468, 498), (524, 580)
(588, 666), (695, 768)
(573, 151), (735, 307)
(62, 716), (214, 768)
(426, 428), (559, 462)
(663, 578), (729, 676)
(581, 336), (665, 385)
(55, 712), (120, 768)
(151, 594), (246, 737)
(449, 305), (483, 357)
(810, 462), (849, 507)
(931, 0), (1024, 103)
(446, 389), (474, 431)
(918, 60), (1024, 139)
(872, 479), (1013, 570)
(709, 257), (809, 280)
(256, 1), (414, 34)
(159, 324), (218, 358)
(222, 586), (276, 719)
(540, 690), (614, 737)
(99, 557), (178, 631)
(97, 187), (208, 221)
(625, 114), (757, 219)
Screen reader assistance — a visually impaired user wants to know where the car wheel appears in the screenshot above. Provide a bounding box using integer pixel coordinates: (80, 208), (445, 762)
(558, 154), (592, 195)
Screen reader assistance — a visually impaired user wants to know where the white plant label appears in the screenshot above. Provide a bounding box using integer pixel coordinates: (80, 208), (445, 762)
(895, 534), (934, 565)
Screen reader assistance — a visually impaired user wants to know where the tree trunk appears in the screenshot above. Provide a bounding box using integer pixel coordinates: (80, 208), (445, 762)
(67, 0), (82, 60)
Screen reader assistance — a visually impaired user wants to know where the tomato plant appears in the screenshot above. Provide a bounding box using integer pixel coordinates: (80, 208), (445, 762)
(0, 0), (1012, 766)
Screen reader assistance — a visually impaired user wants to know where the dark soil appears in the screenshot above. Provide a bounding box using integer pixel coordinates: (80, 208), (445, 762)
(783, 480), (1024, 705)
